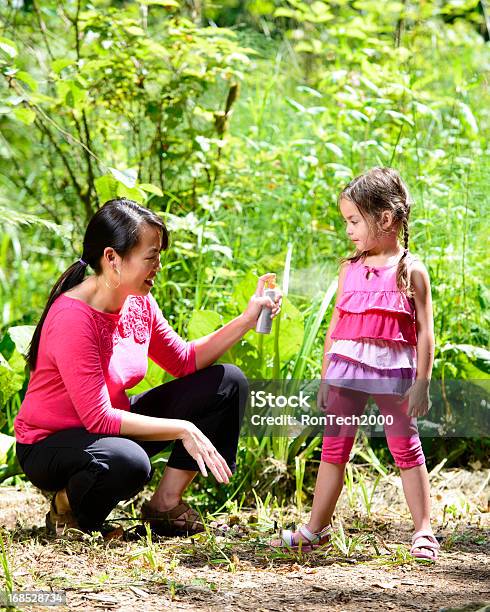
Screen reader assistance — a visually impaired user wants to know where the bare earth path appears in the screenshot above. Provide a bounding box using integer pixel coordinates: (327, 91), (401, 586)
(0, 468), (488, 612)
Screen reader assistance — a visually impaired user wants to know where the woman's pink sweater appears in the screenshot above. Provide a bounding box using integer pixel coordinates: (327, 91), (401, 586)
(14, 293), (196, 444)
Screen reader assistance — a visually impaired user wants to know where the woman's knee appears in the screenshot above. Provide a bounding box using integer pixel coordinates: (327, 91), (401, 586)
(220, 364), (249, 403)
(222, 363), (248, 394)
(106, 440), (152, 490)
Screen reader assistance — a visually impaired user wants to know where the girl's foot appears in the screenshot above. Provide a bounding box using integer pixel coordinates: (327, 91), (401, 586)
(270, 524), (332, 551)
(410, 529), (440, 562)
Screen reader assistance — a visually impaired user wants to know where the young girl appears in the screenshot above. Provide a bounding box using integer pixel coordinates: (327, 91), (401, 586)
(273, 167), (439, 561)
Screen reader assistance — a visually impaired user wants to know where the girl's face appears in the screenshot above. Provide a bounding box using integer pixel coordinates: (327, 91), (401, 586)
(119, 223), (163, 295)
(339, 197), (375, 252)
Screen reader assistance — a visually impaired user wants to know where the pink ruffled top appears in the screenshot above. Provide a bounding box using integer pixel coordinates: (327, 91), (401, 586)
(326, 253), (418, 395)
(331, 256), (417, 346)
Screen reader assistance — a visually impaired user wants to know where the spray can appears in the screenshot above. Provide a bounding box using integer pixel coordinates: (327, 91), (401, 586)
(255, 276), (277, 334)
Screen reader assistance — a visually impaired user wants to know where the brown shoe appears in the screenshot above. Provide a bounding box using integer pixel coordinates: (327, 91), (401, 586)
(140, 500), (206, 537)
(45, 494), (79, 536)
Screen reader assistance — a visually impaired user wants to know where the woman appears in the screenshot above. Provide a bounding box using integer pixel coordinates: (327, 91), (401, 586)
(14, 198), (281, 537)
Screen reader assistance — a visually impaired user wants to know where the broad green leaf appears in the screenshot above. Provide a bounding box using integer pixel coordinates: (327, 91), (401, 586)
(140, 183), (163, 197)
(0, 352), (24, 405)
(7, 326), (35, 357)
(95, 175), (118, 203)
(116, 183), (146, 202)
(188, 310), (223, 340)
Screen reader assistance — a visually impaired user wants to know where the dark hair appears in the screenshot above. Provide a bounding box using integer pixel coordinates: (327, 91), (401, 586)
(339, 167), (413, 296)
(26, 198), (168, 371)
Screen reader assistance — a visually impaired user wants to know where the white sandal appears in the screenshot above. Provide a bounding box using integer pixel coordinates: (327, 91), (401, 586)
(410, 529), (440, 562)
(272, 524), (332, 551)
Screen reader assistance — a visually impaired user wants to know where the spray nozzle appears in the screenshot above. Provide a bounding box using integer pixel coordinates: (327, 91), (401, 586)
(266, 275), (277, 290)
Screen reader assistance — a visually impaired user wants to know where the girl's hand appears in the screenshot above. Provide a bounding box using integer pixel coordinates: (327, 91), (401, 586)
(405, 380), (431, 417)
(180, 422), (232, 484)
(317, 379), (330, 411)
(241, 272), (283, 330)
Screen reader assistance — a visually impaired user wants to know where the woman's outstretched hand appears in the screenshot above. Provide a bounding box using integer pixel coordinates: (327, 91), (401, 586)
(180, 422), (232, 483)
(242, 272), (283, 330)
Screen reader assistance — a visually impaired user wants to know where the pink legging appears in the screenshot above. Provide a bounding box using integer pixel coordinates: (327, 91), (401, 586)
(321, 385), (425, 469)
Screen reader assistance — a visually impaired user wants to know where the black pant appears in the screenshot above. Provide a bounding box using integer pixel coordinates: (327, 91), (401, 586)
(16, 364), (248, 532)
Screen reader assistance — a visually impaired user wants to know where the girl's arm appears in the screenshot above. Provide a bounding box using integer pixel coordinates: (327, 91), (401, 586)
(411, 261), (435, 381)
(407, 261), (435, 417)
(321, 262), (349, 379)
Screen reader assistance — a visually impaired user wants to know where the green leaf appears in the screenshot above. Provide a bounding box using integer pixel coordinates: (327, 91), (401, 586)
(140, 183), (163, 197)
(13, 107), (35, 125)
(15, 71), (38, 92)
(139, 0), (179, 6)
(201, 244), (233, 259)
(441, 343), (490, 377)
(51, 59), (74, 74)
(324, 142), (343, 158)
(109, 167), (138, 189)
(125, 25), (146, 36)
(188, 310), (223, 340)
(95, 175), (118, 203)
(458, 102), (478, 134)
(116, 183), (146, 202)
(0, 433), (22, 484)
(0, 38), (17, 58)
(7, 326), (35, 358)
(0, 351), (24, 405)
(274, 7), (297, 18)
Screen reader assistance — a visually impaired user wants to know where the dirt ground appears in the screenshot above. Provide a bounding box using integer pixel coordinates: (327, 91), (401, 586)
(0, 467), (489, 612)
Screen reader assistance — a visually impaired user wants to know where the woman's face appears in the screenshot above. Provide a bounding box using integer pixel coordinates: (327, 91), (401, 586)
(119, 223), (163, 295)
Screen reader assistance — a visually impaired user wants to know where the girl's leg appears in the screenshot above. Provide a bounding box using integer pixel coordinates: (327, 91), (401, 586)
(375, 394), (432, 531)
(275, 386), (368, 545)
(399, 464), (432, 531)
(130, 364), (248, 512)
(307, 461), (347, 532)
(309, 387), (369, 530)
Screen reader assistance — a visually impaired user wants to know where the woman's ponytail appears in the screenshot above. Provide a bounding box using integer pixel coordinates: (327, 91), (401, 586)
(26, 260), (88, 371)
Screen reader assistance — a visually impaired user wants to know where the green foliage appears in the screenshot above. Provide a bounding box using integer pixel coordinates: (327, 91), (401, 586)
(0, 0), (488, 505)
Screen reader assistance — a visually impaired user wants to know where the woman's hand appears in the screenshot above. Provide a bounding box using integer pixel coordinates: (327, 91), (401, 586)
(405, 379), (431, 417)
(180, 422), (233, 484)
(241, 272), (283, 330)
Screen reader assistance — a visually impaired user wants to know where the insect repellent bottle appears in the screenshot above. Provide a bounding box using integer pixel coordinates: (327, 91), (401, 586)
(255, 276), (277, 334)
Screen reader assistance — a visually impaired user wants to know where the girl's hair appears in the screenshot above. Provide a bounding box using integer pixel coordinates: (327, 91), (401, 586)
(339, 167), (413, 296)
(26, 198), (168, 372)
